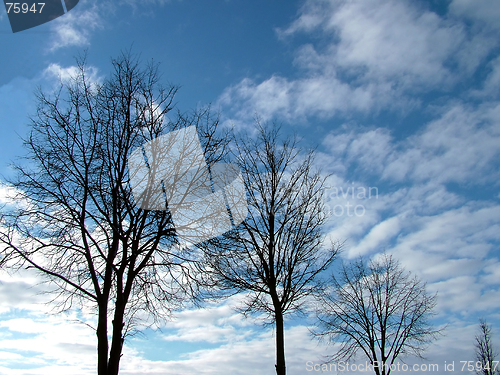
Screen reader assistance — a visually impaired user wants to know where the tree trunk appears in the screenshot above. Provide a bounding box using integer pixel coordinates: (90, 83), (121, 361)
(107, 293), (126, 375)
(274, 307), (286, 375)
(97, 298), (109, 375)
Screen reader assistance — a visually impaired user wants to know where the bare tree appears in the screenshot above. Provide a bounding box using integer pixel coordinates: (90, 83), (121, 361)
(313, 254), (440, 375)
(475, 319), (499, 375)
(0, 51), (225, 375)
(201, 124), (340, 375)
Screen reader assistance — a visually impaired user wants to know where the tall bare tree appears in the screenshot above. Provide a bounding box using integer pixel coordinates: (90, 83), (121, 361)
(313, 254), (440, 375)
(0, 51), (225, 375)
(475, 319), (499, 375)
(202, 124), (340, 375)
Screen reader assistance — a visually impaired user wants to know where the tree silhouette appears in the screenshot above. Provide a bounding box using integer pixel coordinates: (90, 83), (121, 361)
(201, 124), (340, 375)
(313, 254), (440, 375)
(475, 319), (499, 375)
(0, 51), (225, 375)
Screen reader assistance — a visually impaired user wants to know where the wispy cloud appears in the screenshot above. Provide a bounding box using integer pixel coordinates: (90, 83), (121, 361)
(449, 0), (500, 29)
(219, 0), (499, 124)
(43, 62), (101, 87)
(48, 3), (102, 52)
(1, 1), (499, 373)
(322, 103), (500, 185)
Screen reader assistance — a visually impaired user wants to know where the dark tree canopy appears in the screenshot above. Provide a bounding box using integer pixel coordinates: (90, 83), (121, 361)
(0, 51), (225, 375)
(475, 319), (500, 375)
(313, 254), (440, 375)
(202, 123), (340, 375)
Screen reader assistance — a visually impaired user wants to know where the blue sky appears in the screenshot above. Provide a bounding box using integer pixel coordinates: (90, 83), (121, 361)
(0, 0), (500, 374)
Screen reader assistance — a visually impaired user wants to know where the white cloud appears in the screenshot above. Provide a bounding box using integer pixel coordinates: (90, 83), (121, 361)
(0, 318), (48, 334)
(218, 62), (378, 123)
(348, 216), (401, 257)
(481, 56), (500, 96)
(384, 103), (500, 184)
(0, 304), (491, 375)
(321, 103), (500, 185)
(49, 3), (102, 51)
(0, 312), (96, 375)
(43, 63), (81, 82)
(1, 1), (499, 371)
(296, 0), (461, 86)
(0, 184), (21, 206)
(42, 62), (102, 95)
(449, 0), (500, 29)
(315, 93), (500, 322)
(220, 0), (499, 124)
(159, 295), (254, 344)
(323, 127), (393, 176)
